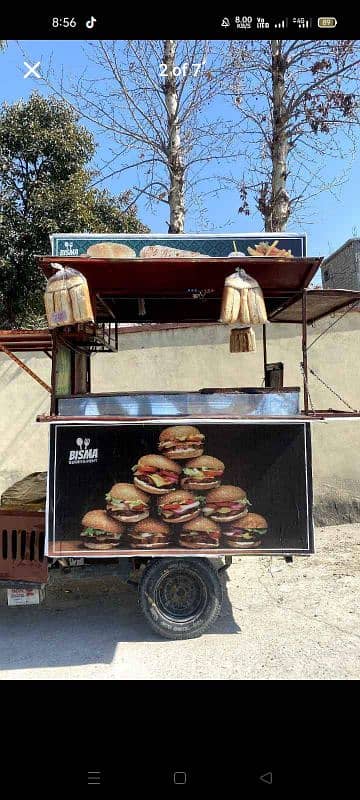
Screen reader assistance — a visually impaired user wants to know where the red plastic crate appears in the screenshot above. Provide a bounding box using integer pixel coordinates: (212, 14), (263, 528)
(0, 509), (48, 584)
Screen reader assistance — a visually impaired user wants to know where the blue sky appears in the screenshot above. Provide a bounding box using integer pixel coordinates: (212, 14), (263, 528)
(2, 39), (359, 268)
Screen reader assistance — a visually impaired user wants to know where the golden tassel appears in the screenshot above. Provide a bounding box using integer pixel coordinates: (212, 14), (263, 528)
(230, 327), (256, 353)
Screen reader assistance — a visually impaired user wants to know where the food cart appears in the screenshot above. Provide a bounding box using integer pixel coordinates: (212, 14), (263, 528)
(1, 238), (359, 638)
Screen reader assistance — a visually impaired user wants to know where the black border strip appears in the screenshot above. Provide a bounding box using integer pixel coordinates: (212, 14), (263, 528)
(0, 12), (350, 39)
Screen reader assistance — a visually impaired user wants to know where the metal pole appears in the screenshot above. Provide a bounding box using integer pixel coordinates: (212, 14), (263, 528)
(50, 332), (57, 415)
(87, 354), (91, 394)
(262, 324), (268, 383)
(302, 290), (309, 414)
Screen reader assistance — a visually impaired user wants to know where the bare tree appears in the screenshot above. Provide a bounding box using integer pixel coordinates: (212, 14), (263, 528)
(163, 40), (185, 232)
(224, 39), (360, 230)
(44, 40), (238, 233)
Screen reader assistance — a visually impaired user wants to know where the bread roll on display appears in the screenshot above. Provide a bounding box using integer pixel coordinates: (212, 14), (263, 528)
(254, 288), (267, 323)
(44, 291), (55, 322)
(140, 245), (207, 258)
(53, 288), (74, 326)
(85, 242), (136, 258)
(219, 268), (267, 326)
(69, 284), (94, 323)
(238, 287), (251, 325)
(68, 286), (81, 323)
(220, 286), (235, 324)
(44, 264), (94, 328)
(230, 289), (241, 323)
(247, 288), (260, 325)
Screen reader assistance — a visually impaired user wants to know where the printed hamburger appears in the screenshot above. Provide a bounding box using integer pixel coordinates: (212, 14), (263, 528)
(132, 454), (181, 494)
(128, 518), (170, 549)
(222, 513), (268, 548)
(181, 455), (225, 490)
(158, 489), (201, 524)
(203, 485), (250, 522)
(80, 510), (124, 550)
(158, 426), (205, 459)
(180, 516), (221, 549)
(106, 483), (149, 523)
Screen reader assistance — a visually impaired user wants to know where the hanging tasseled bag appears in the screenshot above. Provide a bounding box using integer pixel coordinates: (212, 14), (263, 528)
(220, 268), (268, 326)
(229, 326), (256, 353)
(44, 264), (94, 329)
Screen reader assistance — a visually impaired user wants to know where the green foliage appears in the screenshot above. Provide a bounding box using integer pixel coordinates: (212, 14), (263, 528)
(0, 93), (147, 328)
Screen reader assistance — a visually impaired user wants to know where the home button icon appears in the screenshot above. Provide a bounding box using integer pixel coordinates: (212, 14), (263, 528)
(174, 772), (187, 784)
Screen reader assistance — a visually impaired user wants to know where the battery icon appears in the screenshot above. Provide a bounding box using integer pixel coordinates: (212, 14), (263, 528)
(318, 17), (337, 27)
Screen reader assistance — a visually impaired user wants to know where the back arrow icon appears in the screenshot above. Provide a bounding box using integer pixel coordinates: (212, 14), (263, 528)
(259, 772), (273, 785)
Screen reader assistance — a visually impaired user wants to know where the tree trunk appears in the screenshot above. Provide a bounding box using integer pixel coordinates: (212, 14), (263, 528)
(267, 41), (290, 232)
(163, 40), (185, 233)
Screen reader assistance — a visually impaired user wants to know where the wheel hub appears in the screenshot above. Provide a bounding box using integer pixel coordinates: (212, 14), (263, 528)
(155, 569), (208, 622)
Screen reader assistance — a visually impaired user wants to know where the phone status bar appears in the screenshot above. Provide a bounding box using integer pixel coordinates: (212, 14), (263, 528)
(0, 13), (353, 38)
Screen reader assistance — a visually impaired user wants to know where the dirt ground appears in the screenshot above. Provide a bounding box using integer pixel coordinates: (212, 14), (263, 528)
(0, 524), (359, 680)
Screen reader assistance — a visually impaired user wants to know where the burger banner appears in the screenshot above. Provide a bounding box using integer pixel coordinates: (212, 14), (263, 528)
(46, 422), (314, 556)
(50, 232), (307, 258)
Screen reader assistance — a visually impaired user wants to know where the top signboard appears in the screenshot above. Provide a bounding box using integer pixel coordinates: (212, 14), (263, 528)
(50, 232), (307, 259)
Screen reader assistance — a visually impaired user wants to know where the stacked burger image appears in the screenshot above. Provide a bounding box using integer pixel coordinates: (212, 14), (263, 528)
(80, 426), (268, 551)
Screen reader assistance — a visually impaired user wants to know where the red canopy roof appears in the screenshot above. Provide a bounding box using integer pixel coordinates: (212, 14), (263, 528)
(37, 255), (322, 324)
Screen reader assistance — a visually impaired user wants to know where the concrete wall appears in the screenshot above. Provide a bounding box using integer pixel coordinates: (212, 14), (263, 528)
(1, 315), (359, 523)
(0, 352), (51, 497)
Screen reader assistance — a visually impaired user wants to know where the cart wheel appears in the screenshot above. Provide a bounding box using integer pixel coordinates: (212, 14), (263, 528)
(139, 558), (223, 640)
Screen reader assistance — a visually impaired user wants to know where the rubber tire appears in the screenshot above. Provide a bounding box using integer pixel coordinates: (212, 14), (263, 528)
(139, 557), (223, 640)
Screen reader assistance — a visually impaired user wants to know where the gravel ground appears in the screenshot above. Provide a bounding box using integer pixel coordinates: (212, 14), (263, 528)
(0, 524), (359, 680)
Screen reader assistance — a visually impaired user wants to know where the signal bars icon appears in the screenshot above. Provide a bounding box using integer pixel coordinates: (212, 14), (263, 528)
(274, 19), (287, 29)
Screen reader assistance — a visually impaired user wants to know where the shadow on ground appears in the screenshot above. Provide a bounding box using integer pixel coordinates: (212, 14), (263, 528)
(0, 569), (240, 671)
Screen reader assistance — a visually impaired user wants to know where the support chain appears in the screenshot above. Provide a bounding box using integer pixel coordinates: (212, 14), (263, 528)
(302, 300), (358, 413)
(308, 367), (357, 412)
(306, 301), (358, 352)
(300, 362), (315, 412)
